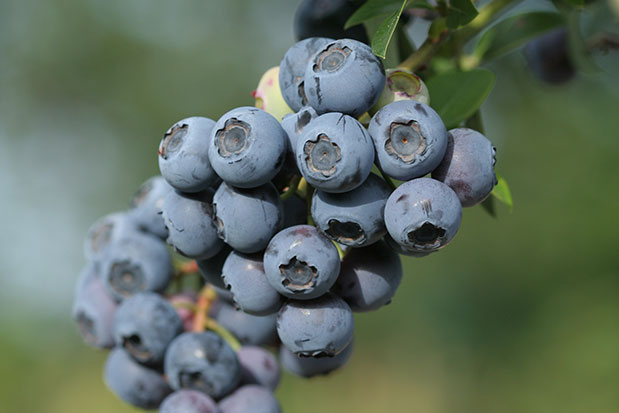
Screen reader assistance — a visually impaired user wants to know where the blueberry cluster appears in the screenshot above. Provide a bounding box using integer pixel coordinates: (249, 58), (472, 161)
(72, 36), (497, 412)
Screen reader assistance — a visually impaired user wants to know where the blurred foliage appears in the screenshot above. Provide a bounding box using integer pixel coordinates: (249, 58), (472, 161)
(1, 0), (618, 412)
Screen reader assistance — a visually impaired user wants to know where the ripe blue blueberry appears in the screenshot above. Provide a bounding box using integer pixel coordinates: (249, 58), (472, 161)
(104, 347), (171, 410)
(525, 28), (574, 85)
(311, 173), (391, 247)
(72, 262), (117, 348)
(219, 385), (282, 413)
(279, 39), (333, 112)
(432, 128), (497, 207)
(164, 331), (241, 399)
(303, 39), (385, 117)
(212, 182), (283, 253)
(277, 292), (354, 357)
(294, 0), (369, 43)
(264, 225), (340, 300)
(158, 117), (219, 193)
(211, 301), (278, 346)
(161, 189), (224, 259)
(237, 346), (281, 391)
(295, 112), (375, 193)
(280, 340), (353, 378)
(197, 245), (231, 290)
(100, 232), (173, 301)
(128, 176), (172, 239)
(334, 240), (403, 312)
(384, 178), (462, 253)
(83, 212), (139, 262)
(208, 107), (287, 188)
(113, 292), (183, 366)
(368, 100), (448, 180)
(159, 390), (219, 413)
(221, 251), (283, 316)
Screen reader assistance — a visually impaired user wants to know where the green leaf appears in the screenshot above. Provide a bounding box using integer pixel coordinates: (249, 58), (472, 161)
(446, 0), (478, 29)
(491, 173), (513, 210)
(480, 196), (496, 217)
(475, 11), (565, 62)
(427, 68), (495, 129)
(371, 0), (408, 59)
(345, 0), (403, 29)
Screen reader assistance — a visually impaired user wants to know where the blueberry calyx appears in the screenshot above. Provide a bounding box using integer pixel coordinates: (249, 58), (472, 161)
(314, 44), (351, 73)
(406, 222), (446, 249)
(385, 120), (427, 163)
(160, 124), (188, 159)
(304, 134), (341, 176)
(109, 262), (145, 297)
(216, 118), (250, 157)
(324, 219), (365, 244)
(279, 256), (318, 291)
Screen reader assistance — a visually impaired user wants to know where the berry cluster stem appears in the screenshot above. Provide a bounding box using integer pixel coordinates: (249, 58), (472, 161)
(192, 284), (217, 333)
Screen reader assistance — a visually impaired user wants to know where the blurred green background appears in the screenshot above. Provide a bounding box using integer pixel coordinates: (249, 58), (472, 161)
(1, 0), (618, 412)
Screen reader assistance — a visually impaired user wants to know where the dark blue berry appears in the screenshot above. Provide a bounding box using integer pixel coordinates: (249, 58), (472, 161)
(369, 100), (448, 180)
(221, 251), (283, 316)
(264, 225), (340, 300)
(211, 301), (278, 346)
(104, 347), (171, 409)
(334, 240), (402, 312)
(219, 385), (281, 413)
(295, 112), (375, 193)
(113, 292), (183, 366)
(212, 182), (283, 253)
(304, 39), (385, 117)
(161, 189), (224, 259)
(280, 340), (353, 378)
(294, 0), (369, 43)
(208, 107), (287, 188)
(384, 178), (462, 253)
(432, 128), (497, 207)
(311, 173), (391, 247)
(277, 292), (354, 357)
(128, 175), (172, 239)
(159, 390), (219, 413)
(164, 331), (241, 399)
(237, 346), (281, 391)
(158, 117), (219, 193)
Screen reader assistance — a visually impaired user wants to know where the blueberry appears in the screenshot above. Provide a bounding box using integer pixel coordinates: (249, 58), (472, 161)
(282, 194), (308, 229)
(83, 212), (139, 261)
(221, 251), (283, 316)
(104, 347), (171, 410)
(384, 178), (462, 253)
(72, 262), (117, 348)
(160, 390), (219, 413)
(370, 69), (430, 115)
(164, 331), (241, 399)
(208, 107), (287, 188)
(525, 28), (575, 85)
(303, 39), (385, 117)
(279, 38), (333, 112)
(280, 106), (319, 154)
(311, 173), (391, 247)
(237, 346), (281, 391)
(432, 128), (497, 207)
(219, 385), (281, 413)
(197, 245), (232, 289)
(128, 176), (172, 239)
(294, 0), (369, 44)
(263, 225), (340, 300)
(113, 292), (183, 366)
(212, 182), (283, 253)
(161, 189), (224, 259)
(295, 112), (375, 193)
(279, 340), (353, 378)
(333, 240), (403, 312)
(211, 301), (278, 346)
(252, 66), (293, 121)
(277, 292), (354, 357)
(158, 116), (219, 193)
(368, 100), (448, 180)
(100, 232), (173, 301)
